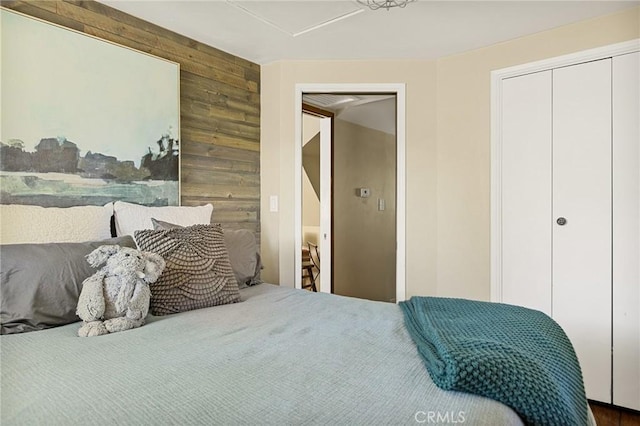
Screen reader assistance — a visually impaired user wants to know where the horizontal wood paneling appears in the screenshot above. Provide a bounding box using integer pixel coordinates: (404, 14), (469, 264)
(3, 0), (261, 240)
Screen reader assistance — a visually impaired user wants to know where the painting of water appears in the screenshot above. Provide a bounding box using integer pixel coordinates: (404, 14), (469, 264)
(0, 9), (180, 207)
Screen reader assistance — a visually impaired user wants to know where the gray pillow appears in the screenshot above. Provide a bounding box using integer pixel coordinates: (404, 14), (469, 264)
(151, 218), (262, 288)
(135, 224), (241, 315)
(223, 229), (263, 288)
(0, 236), (136, 334)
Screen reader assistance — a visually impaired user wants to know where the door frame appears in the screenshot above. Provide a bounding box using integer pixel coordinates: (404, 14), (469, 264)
(294, 83), (407, 302)
(490, 39), (640, 303)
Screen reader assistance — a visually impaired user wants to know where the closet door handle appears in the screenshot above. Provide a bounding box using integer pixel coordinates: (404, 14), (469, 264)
(556, 217), (567, 226)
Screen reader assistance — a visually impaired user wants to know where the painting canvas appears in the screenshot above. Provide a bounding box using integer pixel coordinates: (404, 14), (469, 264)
(0, 9), (180, 207)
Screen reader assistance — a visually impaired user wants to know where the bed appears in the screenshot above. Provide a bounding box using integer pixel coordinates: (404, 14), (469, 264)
(0, 202), (593, 425)
(2, 283), (526, 425)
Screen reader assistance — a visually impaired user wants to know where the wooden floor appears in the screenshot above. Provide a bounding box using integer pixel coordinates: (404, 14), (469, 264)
(590, 402), (640, 426)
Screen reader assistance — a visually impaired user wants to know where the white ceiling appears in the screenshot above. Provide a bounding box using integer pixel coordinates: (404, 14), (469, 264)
(304, 94), (397, 134)
(337, 97), (396, 135)
(100, 0), (638, 65)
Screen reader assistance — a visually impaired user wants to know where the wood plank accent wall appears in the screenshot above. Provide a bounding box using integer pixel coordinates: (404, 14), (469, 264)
(3, 0), (261, 241)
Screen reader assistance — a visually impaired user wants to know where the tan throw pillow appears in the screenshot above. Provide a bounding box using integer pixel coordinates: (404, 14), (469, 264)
(134, 224), (240, 315)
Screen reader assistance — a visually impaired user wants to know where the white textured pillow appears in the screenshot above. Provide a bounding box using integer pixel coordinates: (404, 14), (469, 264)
(0, 203), (113, 244)
(113, 201), (213, 237)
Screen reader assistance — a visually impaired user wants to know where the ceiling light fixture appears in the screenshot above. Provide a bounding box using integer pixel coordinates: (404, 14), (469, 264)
(357, 0), (416, 11)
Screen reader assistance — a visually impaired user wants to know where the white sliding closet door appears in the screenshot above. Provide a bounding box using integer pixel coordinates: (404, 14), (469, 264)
(501, 71), (552, 315)
(552, 59), (612, 403)
(613, 51), (640, 411)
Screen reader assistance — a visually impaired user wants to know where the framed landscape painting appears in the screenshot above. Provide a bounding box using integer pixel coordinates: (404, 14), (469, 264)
(0, 8), (180, 207)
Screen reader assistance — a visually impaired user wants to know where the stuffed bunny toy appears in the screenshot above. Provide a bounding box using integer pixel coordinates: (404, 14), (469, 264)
(76, 244), (165, 337)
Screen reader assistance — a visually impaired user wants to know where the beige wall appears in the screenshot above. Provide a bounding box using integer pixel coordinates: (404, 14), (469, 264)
(333, 119), (396, 302)
(303, 113), (321, 145)
(260, 62), (281, 284)
(435, 6), (639, 300)
(261, 60), (438, 297)
(260, 6), (639, 299)
(302, 173), (320, 227)
(302, 114), (320, 229)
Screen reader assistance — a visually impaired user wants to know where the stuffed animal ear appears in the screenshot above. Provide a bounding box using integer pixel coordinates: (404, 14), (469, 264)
(86, 245), (121, 268)
(141, 252), (166, 283)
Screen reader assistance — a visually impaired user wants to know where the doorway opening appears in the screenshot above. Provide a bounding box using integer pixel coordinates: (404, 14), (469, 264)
(294, 84), (406, 303)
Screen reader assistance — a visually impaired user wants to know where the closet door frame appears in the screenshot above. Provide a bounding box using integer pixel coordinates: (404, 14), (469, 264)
(490, 38), (640, 302)
(612, 51), (640, 410)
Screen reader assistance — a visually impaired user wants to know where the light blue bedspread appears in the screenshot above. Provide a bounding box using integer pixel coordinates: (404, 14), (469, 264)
(1, 284), (532, 425)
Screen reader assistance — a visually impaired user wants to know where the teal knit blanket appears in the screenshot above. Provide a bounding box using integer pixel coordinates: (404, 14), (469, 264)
(400, 297), (589, 426)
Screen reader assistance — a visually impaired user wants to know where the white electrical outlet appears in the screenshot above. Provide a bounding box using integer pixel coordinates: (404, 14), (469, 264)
(378, 198), (385, 211)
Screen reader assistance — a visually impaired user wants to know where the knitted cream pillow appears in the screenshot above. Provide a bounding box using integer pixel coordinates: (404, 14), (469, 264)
(134, 224), (240, 315)
(0, 203), (113, 244)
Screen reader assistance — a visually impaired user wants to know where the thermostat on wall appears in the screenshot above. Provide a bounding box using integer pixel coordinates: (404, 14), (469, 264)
(356, 188), (370, 198)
